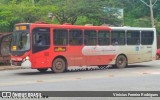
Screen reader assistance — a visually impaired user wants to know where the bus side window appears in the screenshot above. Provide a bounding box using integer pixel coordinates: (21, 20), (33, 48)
(111, 30), (125, 45)
(98, 30), (110, 45)
(84, 30), (97, 45)
(112, 39), (118, 45)
(69, 30), (82, 45)
(141, 31), (153, 45)
(127, 30), (140, 45)
(53, 29), (68, 46)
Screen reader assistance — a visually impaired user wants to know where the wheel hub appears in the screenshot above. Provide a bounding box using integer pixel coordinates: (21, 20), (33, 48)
(55, 62), (63, 70)
(119, 59), (124, 65)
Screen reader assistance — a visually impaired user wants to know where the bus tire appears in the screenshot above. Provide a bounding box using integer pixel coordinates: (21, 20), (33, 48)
(115, 55), (128, 68)
(37, 68), (48, 73)
(51, 58), (66, 73)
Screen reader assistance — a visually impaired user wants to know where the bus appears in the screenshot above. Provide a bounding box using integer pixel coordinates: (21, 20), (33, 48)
(10, 23), (157, 73)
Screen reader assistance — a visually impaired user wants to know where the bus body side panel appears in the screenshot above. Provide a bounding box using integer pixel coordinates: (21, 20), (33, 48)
(139, 45), (152, 61)
(30, 49), (52, 69)
(115, 46), (142, 64)
(66, 46), (86, 66)
(82, 46), (117, 65)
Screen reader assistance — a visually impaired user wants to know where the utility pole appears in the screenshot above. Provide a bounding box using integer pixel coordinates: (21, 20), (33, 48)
(149, 0), (155, 27)
(140, 0), (158, 27)
(32, 0), (35, 6)
(29, 0), (35, 6)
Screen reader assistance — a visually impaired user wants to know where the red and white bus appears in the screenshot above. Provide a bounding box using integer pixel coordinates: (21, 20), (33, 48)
(10, 23), (157, 73)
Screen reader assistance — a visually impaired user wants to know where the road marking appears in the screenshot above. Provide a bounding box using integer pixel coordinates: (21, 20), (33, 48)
(139, 71), (160, 75)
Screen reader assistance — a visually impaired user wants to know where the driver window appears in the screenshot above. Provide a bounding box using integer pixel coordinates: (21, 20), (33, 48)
(33, 28), (50, 46)
(32, 28), (50, 53)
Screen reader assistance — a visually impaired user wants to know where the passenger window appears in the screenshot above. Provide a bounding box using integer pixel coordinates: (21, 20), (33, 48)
(141, 31), (153, 45)
(112, 30), (125, 45)
(54, 29), (68, 46)
(127, 30), (140, 45)
(69, 30), (83, 45)
(98, 31), (110, 45)
(84, 30), (97, 45)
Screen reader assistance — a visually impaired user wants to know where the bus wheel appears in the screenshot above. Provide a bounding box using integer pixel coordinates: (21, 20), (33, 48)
(52, 58), (66, 73)
(37, 68), (48, 73)
(115, 55), (128, 68)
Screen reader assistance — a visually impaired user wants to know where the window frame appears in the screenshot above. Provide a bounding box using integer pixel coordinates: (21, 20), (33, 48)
(127, 30), (140, 45)
(111, 30), (126, 45)
(141, 31), (154, 45)
(84, 30), (97, 46)
(98, 30), (110, 45)
(53, 29), (68, 46)
(69, 29), (83, 46)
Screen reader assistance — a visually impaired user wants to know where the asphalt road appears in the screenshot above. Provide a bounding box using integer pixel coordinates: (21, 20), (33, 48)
(0, 60), (160, 100)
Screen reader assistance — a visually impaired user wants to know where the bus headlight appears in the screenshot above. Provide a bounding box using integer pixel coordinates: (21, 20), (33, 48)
(23, 56), (30, 62)
(25, 56), (29, 60)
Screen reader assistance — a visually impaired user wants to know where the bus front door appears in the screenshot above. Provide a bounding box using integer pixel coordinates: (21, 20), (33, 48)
(31, 28), (51, 69)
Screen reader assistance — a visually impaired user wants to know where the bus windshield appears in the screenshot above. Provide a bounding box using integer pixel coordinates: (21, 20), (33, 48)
(11, 31), (30, 51)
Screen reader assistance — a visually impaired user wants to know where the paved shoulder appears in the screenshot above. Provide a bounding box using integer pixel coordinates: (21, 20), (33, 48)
(0, 66), (21, 71)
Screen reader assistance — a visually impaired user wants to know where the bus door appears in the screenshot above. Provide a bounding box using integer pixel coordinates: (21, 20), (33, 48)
(31, 28), (51, 68)
(140, 31), (153, 61)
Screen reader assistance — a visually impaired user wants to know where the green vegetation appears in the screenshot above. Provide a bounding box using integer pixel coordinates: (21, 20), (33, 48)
(0, 0), (160, 33)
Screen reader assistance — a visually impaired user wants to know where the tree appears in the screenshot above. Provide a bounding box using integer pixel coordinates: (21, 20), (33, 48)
(140, 0), (158, 27)
(49, 0), (84, 24)
(36, 0), (121, 25)
(0, 0), (56, 32)
(0, 4), (20, 32)
(0, 0), (160, 33)
(9, 1), (53, 23)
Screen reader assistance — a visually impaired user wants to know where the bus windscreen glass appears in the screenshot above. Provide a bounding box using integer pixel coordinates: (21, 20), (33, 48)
(11, 32), (30, 51)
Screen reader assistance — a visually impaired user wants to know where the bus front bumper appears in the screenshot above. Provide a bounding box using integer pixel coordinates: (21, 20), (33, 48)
(21, 60), (31, 68)
(11, 60), (31, 68)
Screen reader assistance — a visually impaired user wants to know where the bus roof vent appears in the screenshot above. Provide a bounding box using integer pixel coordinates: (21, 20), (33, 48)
(63, 23), (72, 25)
(34, 21), (48, 24)
(123, 26), (131, 27)
(101, 24), (109, 26)
(85, 24), (93, 26)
